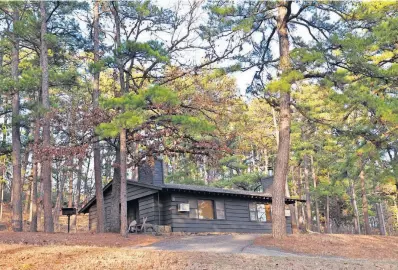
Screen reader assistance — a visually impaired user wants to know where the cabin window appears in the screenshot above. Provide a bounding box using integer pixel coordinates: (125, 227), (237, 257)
(249, 203), (271, 222)
(215, 201), (225, 220)
(189, 199), (224, 220)
(189, 200), (198, 218)
(198, 200), (214, 219)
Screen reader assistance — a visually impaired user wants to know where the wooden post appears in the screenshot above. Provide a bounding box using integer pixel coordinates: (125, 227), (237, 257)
(67, 215), (71, 233)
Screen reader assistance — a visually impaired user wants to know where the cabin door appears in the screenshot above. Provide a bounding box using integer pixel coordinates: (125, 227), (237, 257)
(127, 200), (139, 224)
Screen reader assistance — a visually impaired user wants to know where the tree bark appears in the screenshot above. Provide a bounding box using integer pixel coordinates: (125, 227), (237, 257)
(349, 179), (361, 234)
(325, 195), (331, 234)
(23, 144), (31, 214)
(0, 181), (4, 221)
(67, 167), (73, 208)
(110, 146), (121, 232)
(112, 0), (128, 237)
(40, 0), (54, 233)
(37, 164), (43, 230)
(303, 155), (312, 231)
(120, 129), (127, 237)
(297, 167), (305, 229)
(92, 0), (105, 233)
(310, 155), (320, 232)
(360, 169), (371, 235)
(11, 7), (23, 232)
(83, 155), (91, 202)
(53, 169), (65, 232)
(30, 120), (40, 232)
(271, 0), (292, 239)
(72, 157), (83, 232)
(376, 202), (386, 235)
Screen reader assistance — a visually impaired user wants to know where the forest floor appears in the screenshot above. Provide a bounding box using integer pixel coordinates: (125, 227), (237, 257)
(0, 232), (397, 269)
(255, 233), (398, 261)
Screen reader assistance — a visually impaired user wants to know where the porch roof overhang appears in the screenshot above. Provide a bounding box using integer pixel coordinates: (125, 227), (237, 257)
(78, 180), (161, 214)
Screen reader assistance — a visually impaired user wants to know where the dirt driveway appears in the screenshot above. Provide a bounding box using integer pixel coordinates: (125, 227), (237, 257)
(137, 234), (298, 257)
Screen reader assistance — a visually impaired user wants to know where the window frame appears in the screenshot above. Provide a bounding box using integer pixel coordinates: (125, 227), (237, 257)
(187, 199), (226, 220)
(249, 202), (272, 223)
(215, 200), (226, 220)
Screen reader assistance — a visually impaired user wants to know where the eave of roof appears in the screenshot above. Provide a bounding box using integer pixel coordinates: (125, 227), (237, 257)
(79, 181), (304, 213)
(162, 183), (300, 204)
(79, 180), (162, 213)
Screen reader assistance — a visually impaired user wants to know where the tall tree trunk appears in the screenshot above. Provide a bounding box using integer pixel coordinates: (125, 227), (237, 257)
(110, 146), (121, 232)
(272, 0), (292, 239)
(376, 202), (386, 236)
(23, 143), (31, 214)
(303, 155), (312, 231)
(325, 195), (331, 233)
(92, 0), (105, 233)
(67, 167), (73, 208)
(30, 120), (40, 232)
(11, 7), (22, 232)
(0, 181), (4, 221)
(360, 169), (371, 235)
(120, 129), (127, 237)
(349, 179), (361, 234)
(53, 170), (65, 232)
(112, 1), (128, 237)
(40, 0), (54, 233)
(84, 155), (91, 201)
(72, 157), (83, 232)
(297, 167), (305, 229)
(310, 155), (320, 232)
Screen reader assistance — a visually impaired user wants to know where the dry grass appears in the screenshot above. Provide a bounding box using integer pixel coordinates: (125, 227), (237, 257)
(1, 244), (397, 270)
(254, 234), (398, 260)
(0, 231), (159, 247)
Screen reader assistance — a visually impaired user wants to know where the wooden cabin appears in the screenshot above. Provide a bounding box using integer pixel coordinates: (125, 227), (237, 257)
(79, 160), (299, 233)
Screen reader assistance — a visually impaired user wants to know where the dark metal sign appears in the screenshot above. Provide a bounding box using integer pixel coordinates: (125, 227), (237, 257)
(61, 208), (76, 233)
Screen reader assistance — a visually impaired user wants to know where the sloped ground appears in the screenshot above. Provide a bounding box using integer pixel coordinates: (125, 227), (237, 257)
(1, 244), (397, 270)
(0, 232), (397, 269)
(0, 231), (159, 247)
(255, 234), (398, 261)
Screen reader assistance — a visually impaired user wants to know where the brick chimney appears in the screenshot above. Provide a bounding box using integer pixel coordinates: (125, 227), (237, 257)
(138, 158), (164, 186)
(261, 167), (274, 194)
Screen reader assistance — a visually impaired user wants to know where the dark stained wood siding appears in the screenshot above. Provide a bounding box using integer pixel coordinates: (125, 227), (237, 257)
(87, 184), (292, 234)
(88, 204), (97, 231)
(138, 193), (172, 226)
(127, 184), (158, 201)
(169, 192), (292, 233)
(159, 193), (172, 225)
(88, 183), (159, 230)
(138, 195), (156, 224)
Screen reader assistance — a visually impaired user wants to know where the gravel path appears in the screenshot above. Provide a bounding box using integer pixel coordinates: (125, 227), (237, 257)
(132, 234), (398, 269)
(137, 234), (302, 257)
